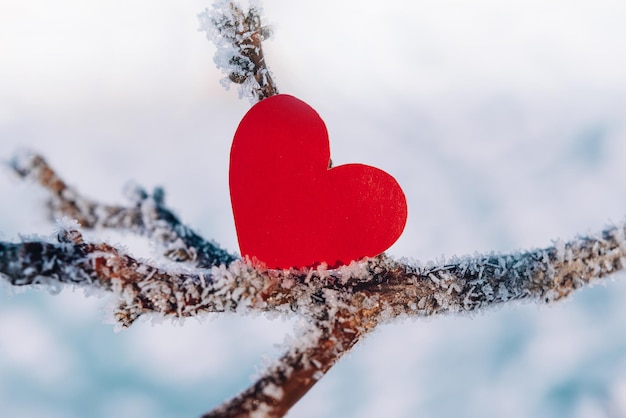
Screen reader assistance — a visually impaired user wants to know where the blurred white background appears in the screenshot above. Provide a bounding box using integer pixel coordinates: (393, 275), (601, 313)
(2, 1), (626, 417)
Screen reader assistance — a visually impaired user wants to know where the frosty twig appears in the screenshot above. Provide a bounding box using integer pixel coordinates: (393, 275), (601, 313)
(11, 152), (236, 268)
(199, 0), (277, 103)
(202, 316), (365, 418)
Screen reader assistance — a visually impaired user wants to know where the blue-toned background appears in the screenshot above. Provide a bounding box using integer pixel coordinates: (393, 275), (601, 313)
(2, 1), (626, 417)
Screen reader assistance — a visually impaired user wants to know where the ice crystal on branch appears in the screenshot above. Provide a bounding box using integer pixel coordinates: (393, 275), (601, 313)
(199, 0), (277, 103)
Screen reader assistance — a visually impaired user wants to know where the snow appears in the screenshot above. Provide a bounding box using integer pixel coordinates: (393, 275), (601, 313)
(2, 0), (626, 418)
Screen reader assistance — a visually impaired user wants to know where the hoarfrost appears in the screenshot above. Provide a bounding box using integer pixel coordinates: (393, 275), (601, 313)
(250, 404), (272, 418)
(262, 383), (284, 401)
(198, 0), (275, 103)
(312, 370), (324, 381)
(554, 238), (566, 262)
(54, 216), (81, 233)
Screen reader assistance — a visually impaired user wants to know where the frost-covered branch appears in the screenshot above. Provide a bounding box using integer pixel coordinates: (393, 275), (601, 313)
(199, 0), (277, 103)
(10, 152), (236, 268)
(13, 150), (626, 326)
(202, 315), (365, 418)
(2, 178), (626, 415)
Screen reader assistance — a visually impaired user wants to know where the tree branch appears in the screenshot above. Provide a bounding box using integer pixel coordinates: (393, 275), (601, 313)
(199, 0), (277, 103)
(10, 151), (236, 268)
(2, 179), (625, 414)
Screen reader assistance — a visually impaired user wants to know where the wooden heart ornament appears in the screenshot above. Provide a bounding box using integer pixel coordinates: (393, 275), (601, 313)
(229, 94), (408, 269)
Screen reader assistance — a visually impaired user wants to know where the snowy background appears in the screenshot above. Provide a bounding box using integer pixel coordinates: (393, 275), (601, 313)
(2, 0), (626, 417)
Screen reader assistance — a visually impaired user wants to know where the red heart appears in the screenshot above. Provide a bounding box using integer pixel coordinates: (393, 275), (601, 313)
(229, 94), (407, 269)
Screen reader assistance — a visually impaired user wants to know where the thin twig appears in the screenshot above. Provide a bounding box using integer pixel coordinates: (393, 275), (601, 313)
(199, 0), (277, 103)
(10, 152), (237, 268)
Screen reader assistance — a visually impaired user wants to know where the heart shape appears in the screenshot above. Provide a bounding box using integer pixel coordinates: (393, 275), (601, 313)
(229, 94), (407, 269)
